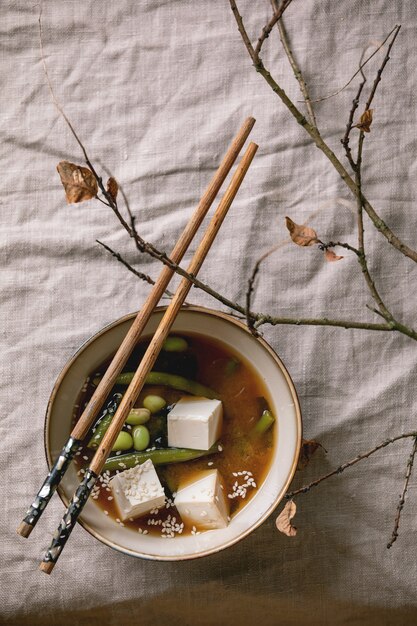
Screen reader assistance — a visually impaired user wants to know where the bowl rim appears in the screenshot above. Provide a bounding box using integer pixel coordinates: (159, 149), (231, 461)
(45, 304), (302, 561)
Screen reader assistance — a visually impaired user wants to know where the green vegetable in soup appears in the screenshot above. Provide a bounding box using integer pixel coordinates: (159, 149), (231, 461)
(252, 409), (275, 435)
(103, 444), (219, 471)
(143, 394), (166, 414)
(162, 336), (188, 352)
(93, 370), (219, 399)
(112, 431), (133, 451)
(88, 405), (151, 449)
(125, 408), (151, 425)
(132, 425), (150, 451)
(87, 393), (122, 448)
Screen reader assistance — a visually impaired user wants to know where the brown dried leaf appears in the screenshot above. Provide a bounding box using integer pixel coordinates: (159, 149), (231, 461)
(107, 177), (119, 202)
(297, 439), (326, 470)
(57, 161), (98, 204)
(285, 217), (318, 247)
(276, 500), (297, 537)
(325, 249), (344, 262)
(355, 109), (373, 133)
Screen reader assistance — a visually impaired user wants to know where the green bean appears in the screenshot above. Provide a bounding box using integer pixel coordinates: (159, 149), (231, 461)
(143, 394), (166, 414)
(93, 370), (220, 399)
(125, 408), (151, 425)
(87, 393), (122, 448)
(132, 425), (150, 451)
(112, 431), (133, 451)
(253, 409), (275, 435)
(104, 444), (219, 472)
(162, 336), (188, 352)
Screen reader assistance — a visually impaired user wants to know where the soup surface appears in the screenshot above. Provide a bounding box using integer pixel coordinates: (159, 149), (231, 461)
(72, 332), (275, 538)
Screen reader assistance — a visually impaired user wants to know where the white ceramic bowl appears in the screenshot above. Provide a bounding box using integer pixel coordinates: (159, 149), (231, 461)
(45, 306), (302, 560)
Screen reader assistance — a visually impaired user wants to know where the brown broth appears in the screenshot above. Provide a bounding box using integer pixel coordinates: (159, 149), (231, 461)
(72, 332), (275, 537)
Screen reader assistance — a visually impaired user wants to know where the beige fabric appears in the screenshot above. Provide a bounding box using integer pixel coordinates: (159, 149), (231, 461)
(2, 1), (417, 624)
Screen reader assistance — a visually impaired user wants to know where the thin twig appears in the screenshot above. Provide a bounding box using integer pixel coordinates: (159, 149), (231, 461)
(341, 50), (367, 170)
(96, 240), (173, 297)
(319, 240), (361, 257)
(354, 139), (394, 323)
(272, 1), (317, 127)
(254, 0), (293, 62)
(364, 26), (401, 112)
(310, 25), (399, 103)
(387, 436), (417, 549)
(286, 432), (417, 499)
(245, 263), (260, 334)
(38, 2), (88, 163)
(229, 0), (256, 62)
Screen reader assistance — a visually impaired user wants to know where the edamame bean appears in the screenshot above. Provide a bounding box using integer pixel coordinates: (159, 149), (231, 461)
(112, 431), (133, 451)
(132, 425), (150, 451)
(162, 336), (188, 352)
(125, 408), (151, 425)
(143, 394), (166, 414)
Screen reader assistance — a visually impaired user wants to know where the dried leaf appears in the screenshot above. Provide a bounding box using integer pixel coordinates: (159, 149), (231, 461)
(325, 249), (344, 262)
(355, 109), (373, 133)
(285, 217), (318, 247)
(298, 439), (326, 470)
(56, 161), (98, 204)
(276, 500), (297, 537)
(107, 177), (119, 202)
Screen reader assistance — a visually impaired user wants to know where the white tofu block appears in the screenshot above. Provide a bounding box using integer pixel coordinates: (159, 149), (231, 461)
(109, 459), (165, 521)
(167, 396), (223, 450)
(174, 469), (229, 530)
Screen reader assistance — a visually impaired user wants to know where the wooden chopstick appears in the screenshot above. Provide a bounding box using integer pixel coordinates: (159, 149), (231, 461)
(39, 141), (258, 574)
(17, 117), (255, 539)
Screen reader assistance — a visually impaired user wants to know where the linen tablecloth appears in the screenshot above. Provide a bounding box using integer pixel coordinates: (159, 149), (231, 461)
(2, 1), (417, 624)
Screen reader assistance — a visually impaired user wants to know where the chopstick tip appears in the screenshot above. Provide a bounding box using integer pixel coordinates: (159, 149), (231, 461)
(16, 521), (33, 538)
(39, 561), (55, 575)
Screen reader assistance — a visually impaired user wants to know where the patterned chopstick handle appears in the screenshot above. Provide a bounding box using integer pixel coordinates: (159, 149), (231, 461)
(19, 436), (81, 533)
(41, 468), (98, 571)
(18, 394), (122, 537)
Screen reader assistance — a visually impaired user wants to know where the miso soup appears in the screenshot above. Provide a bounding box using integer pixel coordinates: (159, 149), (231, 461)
(72, 332), (276, 538)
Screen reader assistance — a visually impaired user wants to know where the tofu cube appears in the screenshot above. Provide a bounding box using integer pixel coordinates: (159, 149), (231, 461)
(109, 459), (165, 521)
(167, 396), (223, 450)
(174, 469), (229, 530)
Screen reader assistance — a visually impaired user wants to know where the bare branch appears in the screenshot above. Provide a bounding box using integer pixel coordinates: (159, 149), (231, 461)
(245, 263), (260, 335)
(286, 432), (417, 499)
(387, 436), (417, 549)
(228, 0), (256, 62)
(96, 240), (173, 298)
(341, 49), (367, 170)
(229, 5), (417, 262)
(271, 1), (317, 127)
(254, 0), (293, 61)
(364, 25), (401, 111)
